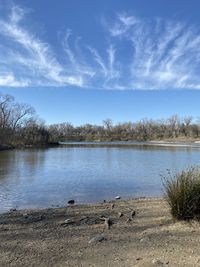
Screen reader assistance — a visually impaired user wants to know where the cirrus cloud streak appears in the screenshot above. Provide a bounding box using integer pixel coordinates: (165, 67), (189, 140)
(1, 6), (200, 90)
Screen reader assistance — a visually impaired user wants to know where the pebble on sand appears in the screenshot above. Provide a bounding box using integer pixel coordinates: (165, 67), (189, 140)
(89, 235), (106, 244)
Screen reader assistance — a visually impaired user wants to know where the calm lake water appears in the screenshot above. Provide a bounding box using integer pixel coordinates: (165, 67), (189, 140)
(0, 145), (200, 213)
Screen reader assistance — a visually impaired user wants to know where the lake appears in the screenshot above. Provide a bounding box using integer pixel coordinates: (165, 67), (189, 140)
(0, 144), (200, 213)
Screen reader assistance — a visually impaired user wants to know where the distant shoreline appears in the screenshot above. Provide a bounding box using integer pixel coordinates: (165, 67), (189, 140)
(1, 140), (200, 152)
(59, 140), (200, 148)
(0, 142), (60, 151)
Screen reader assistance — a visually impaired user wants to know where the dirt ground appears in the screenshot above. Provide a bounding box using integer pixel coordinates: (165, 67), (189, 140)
(1, 198), (200, 267)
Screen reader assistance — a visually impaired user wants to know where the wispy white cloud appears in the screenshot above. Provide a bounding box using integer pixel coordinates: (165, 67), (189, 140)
(87, 44), (121, 88)
(109, 13), (138, 37)
(9, 5), (25, 24)
(0, 72), (29, 87)
(1, 6), (200, 90)
(107, 13), (200, 89)
(88, 46), (108, 77)
(0, 6), (84, 87)
(107, 45), (119, 79)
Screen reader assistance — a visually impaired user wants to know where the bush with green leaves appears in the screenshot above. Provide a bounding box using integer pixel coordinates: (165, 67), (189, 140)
(163, 167), (200, 220)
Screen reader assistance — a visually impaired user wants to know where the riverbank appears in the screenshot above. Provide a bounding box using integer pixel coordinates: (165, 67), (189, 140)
(0, 142), (60, 151)
(1, 140), (200, 151)
(60, 140), (200, 149)
(0, 145), (14, 151)
(1, 198), (200, 266)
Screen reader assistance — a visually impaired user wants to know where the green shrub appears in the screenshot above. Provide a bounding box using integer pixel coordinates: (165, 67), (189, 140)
(163, 167), (200, 220)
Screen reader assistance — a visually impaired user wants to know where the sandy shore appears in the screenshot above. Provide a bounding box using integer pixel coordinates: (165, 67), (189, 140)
(61, 140), (200, 149)
(1, 198), (200, 267)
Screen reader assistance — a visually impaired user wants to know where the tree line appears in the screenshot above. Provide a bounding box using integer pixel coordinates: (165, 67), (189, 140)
(1, 91), (200, 148)
(48, 116), (200, 142)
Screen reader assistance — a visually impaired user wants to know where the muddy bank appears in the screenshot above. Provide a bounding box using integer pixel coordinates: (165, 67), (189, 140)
(0, 198), (200, 266)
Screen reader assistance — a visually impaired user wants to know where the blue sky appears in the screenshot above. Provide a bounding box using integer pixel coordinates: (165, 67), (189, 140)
(1, 0), (200, 125)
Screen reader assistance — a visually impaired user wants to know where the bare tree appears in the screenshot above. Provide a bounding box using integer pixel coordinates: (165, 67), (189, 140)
(20, 117), (49, 146)
(182, 116), (193, 137)
(103, 118), (113, 130)
(0, 92), (35, 144)
(168, 115), (181, 138)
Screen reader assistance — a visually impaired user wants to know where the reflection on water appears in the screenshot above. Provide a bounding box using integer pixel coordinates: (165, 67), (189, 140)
(0, 146), (200, 213)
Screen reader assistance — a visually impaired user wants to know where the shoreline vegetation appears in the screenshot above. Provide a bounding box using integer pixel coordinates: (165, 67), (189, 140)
(2, 92), (200, 151)
(1, 197), (200, 266)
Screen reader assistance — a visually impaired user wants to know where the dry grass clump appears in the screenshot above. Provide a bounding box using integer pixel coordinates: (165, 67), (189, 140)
(163, 167), (200, 220)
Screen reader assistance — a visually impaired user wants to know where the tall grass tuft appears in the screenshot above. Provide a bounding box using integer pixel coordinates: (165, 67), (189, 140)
(162, 167), (200, 220)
